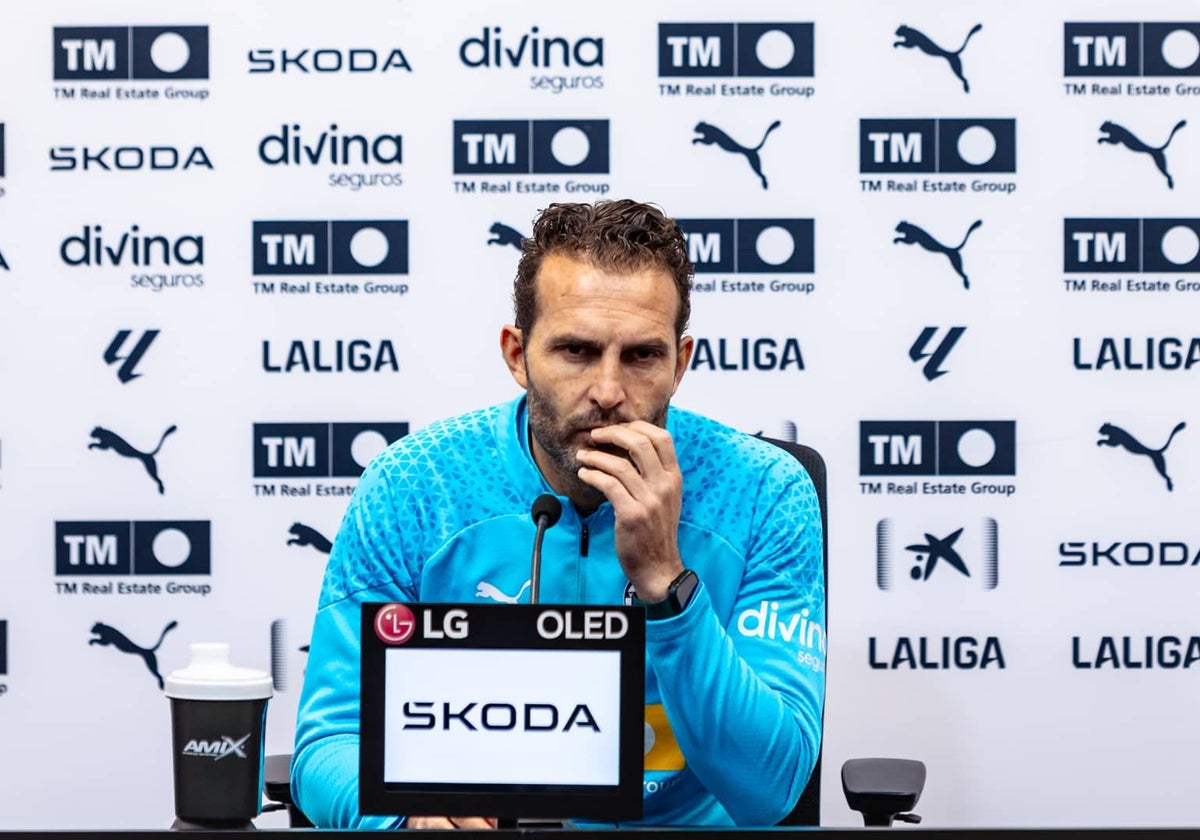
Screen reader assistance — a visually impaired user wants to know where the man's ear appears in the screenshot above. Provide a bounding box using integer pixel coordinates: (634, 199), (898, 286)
(672, 335), (694, 393)
(500, 325), (528, 389)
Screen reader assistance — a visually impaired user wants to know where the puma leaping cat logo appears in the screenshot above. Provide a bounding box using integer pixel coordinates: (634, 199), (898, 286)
(692, 120), (781, 189)
(487, 222), (525, 252)
(893, 220), (983, 289)
(89, 620), (178, 690)
(475, 580), (532, 604)
(89, 425), (176, 494)
(894, 23), (982, 93)
(1098, 120), (1187, 189)
(1097, 421), (1186, 491)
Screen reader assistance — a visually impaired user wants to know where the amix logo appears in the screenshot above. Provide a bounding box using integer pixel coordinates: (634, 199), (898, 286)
(453, 120), (609, 174)
(182, 734), (250, 760)
(860, 119), (1016, 173)
(253, 422), (408, 478)
(860, 421), (1016, 476)
(1064, 219), (1200, 275)
(54, 26), (209, 80)
(249, 47), (413, 74)
(658, 23), (813, 77)
(50, 144), (212, 172)
(1065, 23), (1200, 76)
(55, 521), (211, 576)
(678, 218), (814, 274)
(253, 221), (408, 275)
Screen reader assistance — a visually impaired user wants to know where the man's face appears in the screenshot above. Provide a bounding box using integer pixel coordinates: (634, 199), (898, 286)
(501, 253), (694, 505)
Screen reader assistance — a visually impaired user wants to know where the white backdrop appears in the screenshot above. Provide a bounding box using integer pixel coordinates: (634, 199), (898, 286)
(1, 0), (1199, 829)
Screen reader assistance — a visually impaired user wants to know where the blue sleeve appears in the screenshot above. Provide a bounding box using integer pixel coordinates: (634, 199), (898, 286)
(291, 455), (420, 829)
(647, 462), (825, 826)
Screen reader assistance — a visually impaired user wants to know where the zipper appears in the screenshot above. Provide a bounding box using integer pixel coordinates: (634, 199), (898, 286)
(579, 524), (590, 557)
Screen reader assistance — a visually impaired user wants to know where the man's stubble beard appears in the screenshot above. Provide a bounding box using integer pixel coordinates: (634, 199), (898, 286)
(524, 361), (670, 508)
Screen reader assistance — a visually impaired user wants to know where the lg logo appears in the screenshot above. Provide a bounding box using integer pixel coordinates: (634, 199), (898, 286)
(253, 422), (408, 478)
(53, 26), (209, 80)
(678, 219), (813, 274)
(658, 23), (813, 77)
(1065, 23), (1200, 76)
(452, 120), (609, 174)
(860, 119), (1016, 173)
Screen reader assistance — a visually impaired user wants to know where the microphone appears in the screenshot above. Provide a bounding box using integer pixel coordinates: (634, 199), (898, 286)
(529, 495), (562, 604)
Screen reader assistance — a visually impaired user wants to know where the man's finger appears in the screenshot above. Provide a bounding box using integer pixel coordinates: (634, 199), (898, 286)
(407, 816), (456, 829)
(449, 816), (498, 830)
(588, 424), (666, 478)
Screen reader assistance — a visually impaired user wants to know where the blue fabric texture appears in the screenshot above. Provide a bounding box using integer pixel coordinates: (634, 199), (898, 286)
(292, 395), (825, 828)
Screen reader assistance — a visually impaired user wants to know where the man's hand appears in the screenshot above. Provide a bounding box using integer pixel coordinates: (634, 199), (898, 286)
(575, 421), (685, 601)
(407, 816), (497, 830)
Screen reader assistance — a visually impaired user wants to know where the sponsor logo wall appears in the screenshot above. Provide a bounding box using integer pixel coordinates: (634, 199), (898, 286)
(0, 0), (1197, 830)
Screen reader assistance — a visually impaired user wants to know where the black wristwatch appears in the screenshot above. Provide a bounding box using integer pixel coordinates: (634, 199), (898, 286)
(626, 569), (699, 620)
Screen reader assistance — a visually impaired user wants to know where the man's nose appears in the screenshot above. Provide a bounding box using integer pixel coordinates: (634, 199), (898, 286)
(588, 354), (626, 410)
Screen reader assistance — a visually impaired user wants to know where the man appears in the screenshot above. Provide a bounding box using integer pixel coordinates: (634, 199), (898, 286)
(292, 200), (825, 828)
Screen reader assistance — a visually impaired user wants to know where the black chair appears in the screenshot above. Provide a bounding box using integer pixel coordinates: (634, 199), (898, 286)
(761, 438), (924, 828)
(265, 440), (925, 828)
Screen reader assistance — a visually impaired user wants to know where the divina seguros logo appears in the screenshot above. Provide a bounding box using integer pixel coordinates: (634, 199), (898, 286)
(459, 25), (603, 94)
(60, 224), (204, 292)
(53, 26), (209, 100)
(257, 124), (403, 190)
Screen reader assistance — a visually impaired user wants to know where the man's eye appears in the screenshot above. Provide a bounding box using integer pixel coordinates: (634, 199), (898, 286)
(564, 344), (586, 356)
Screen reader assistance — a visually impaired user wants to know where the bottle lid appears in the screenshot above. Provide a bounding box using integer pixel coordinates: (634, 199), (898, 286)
(164, 643), (273, 701)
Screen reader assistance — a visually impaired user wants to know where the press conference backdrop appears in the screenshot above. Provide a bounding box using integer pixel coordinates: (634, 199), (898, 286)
(1, 0), (1199, 828)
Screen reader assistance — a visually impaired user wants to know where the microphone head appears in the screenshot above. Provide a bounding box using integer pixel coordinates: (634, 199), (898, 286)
(531, 494), (563, 528)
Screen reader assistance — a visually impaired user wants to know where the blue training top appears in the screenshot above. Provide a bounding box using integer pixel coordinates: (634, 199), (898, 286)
(292, 395), (825, 828)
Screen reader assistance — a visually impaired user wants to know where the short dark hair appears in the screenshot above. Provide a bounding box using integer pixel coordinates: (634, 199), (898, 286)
(513, 200), (693, 338)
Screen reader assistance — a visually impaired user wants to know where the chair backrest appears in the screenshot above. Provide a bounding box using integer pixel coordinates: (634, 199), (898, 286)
(760, 438), (827, 827)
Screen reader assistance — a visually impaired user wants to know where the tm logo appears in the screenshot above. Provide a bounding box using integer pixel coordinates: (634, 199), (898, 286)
(877, 518), (999, 590)
(1064, 219), (1200, 273)
(860, 119), (1016, 173)
(1065, 23), (1200, 76)
(658, 23), (813, 77)
(57, 521), (211, 576)
(909, 327), (965, 380)
(678, 218), (814, 273)
(54, 26), (209, 80)
(860, 421), (1016, 477)
(252, 221), (408, 275)
(453, 120), (609, 174)
(253, 422), (408, 478)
